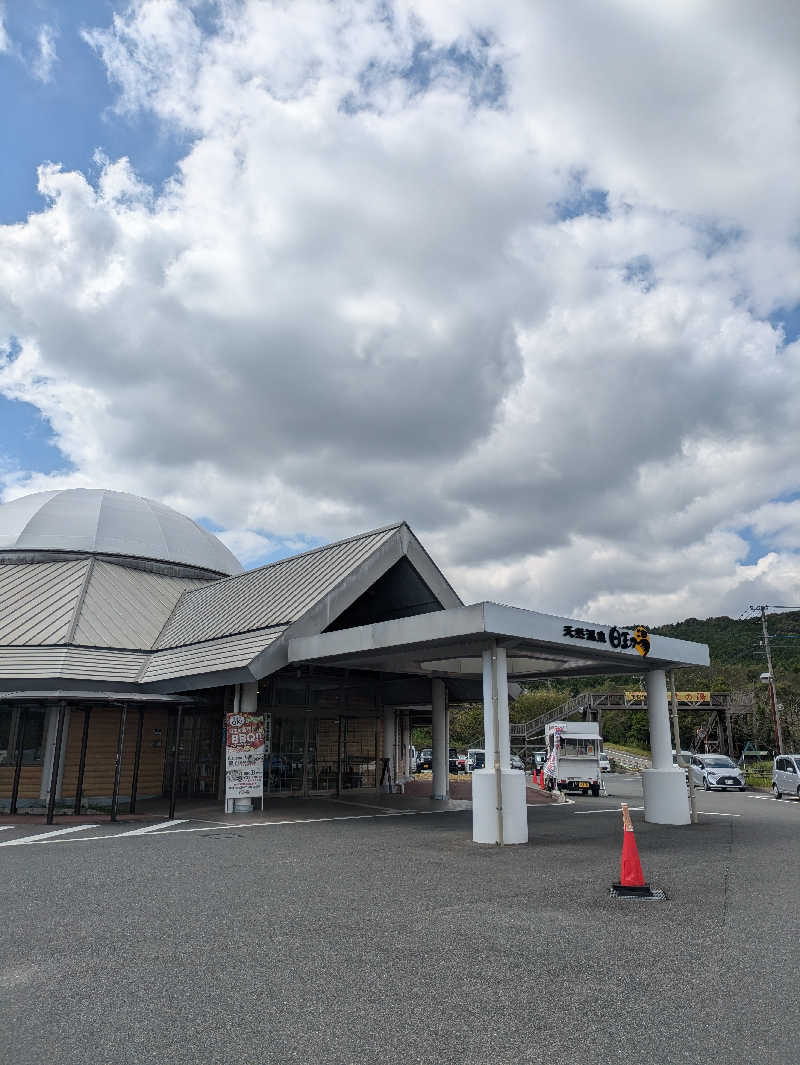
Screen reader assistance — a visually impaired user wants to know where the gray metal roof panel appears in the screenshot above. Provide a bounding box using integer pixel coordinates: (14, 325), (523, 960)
(0, 559), (89, 645)
(73, 561), (205, 649)
(156, 525), (401, 647)
(0, 645), (148, 682)
(140, 626), (285, 683)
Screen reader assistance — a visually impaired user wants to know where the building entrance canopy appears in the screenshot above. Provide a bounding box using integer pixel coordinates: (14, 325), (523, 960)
(289, 602), (709, 844)
(287, 601), (709, 686)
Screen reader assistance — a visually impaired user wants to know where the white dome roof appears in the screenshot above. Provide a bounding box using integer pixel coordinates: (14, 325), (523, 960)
(0, 489), (243, 576)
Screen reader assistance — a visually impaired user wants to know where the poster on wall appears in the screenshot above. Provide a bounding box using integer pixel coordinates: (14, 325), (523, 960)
(225, 712), (265, 800)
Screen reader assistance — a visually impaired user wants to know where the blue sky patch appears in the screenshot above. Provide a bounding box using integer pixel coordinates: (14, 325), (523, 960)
(341, 32), (506, 113)
(0, 394), (71, 476)
(0, 0), (190, 224)
(696, 219), (744, 258)
(553, 174), (609, 222)
(769, 304), (800, 345)
(623, 254), (656, 292)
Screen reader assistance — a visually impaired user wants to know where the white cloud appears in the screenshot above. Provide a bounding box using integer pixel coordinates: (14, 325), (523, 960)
(32, 24), (58, 83)
(216, 528), (278, 566)
(2, 0), (800, 623)
(0, 4), (10, 54)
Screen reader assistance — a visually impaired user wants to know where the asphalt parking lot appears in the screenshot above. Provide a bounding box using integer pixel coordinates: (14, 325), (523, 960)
(1, 775), (798, 1065)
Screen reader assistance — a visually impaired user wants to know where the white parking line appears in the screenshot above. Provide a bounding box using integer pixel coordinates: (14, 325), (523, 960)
(0, 826), (14, 833)
(330, 798), (413, 814)
(0, 824), (99, 846)
(747, 793), (799, 805)
(45, 808), (468, 843)
(121, 819), (189, 835)
(0, 806), (472, 848)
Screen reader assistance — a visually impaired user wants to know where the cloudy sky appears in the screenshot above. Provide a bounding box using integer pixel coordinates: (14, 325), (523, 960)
(1, 0), (799, 624)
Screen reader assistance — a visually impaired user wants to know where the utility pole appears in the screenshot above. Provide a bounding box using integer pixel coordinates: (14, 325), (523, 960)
(757, 605), (785, 754)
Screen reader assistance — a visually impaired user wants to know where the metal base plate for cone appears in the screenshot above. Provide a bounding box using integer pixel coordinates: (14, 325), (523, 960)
(610, 883), (666, 900)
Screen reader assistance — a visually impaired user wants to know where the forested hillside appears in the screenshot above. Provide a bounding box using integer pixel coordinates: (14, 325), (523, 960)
(653, 610), (800, 674)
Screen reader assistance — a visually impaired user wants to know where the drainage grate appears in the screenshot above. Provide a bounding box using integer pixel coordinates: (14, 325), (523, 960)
(201, 832), (246, 839)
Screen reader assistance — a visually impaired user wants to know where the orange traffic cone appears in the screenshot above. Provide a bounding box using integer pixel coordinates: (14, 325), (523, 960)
(612, 803), (654, 897)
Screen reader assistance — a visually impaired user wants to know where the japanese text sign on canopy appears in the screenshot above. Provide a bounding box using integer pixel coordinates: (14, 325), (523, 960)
(225, 712), (265, 800)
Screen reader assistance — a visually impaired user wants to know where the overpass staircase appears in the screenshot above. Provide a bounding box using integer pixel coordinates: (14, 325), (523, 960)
(508, 689), (755, 762)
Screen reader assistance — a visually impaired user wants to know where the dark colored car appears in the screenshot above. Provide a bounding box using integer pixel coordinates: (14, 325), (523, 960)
(449, 748), (459, 773)
(416, 748), (433, 772)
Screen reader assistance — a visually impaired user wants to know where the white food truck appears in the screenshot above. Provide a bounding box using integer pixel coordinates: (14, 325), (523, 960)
(544, 721), (603, 796)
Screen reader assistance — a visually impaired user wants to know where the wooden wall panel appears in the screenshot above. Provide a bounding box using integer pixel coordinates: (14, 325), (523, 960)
(61, 706), (169, 799)
(0, 766), (42, 800)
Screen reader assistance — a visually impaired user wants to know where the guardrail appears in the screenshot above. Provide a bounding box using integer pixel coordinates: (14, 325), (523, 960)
(604, 744), (651, 771)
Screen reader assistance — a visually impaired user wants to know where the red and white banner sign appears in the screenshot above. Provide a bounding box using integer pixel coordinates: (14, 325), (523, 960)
(225, 712), (265, 800)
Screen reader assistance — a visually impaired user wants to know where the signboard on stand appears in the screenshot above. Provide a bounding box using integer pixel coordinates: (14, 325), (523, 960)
(225, 712), (265, 802)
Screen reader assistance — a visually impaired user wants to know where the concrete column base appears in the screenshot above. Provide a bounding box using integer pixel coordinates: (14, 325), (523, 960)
(642, 767), (690, 825)
(472, 768), (528, 844)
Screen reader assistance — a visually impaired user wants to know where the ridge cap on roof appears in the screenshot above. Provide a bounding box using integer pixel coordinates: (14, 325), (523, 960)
(175, 521), (407, 598)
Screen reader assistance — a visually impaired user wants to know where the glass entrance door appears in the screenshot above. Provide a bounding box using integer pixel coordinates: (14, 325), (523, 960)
(165, 710), (221, 798)
(266, 716), (306, 794)
(306, 718), (339, 794)
(265, 717), (340, 796)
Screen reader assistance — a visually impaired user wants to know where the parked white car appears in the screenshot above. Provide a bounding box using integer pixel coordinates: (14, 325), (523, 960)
(772, 754), (800, 799)
(689, 754), (745, 792)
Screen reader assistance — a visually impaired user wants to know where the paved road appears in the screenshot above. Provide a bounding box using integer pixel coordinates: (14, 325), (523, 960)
(1, 777), (798, 1065)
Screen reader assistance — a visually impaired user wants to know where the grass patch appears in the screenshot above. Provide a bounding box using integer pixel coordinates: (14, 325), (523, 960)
(605, 742), (651, 758)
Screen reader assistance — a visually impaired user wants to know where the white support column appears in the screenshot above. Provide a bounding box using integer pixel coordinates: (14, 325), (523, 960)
(397, 711), (411, 783)
(431, 679), (448, 800)
(642, 669), (690, 825)
(39, 707), (60, 803)
(472, 643), (528, 845)
(497, 647), (511, 771)
(240, 682), (258, 714)
(382, 707), (395, 792)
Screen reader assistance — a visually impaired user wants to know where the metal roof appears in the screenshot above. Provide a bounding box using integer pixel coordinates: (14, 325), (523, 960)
(0, 559), (90, 644)
(0, 558), (202, 650)
(0, 689), (195, 703)
(0, 517), (478, 695)
(155, 524), (403, 647)
(9, 522), (696, 701)
(0, 488), (243, 576)
(73, 561), (205, 649)
(0, 645), (148, 682)
(140, 627), (286, 685)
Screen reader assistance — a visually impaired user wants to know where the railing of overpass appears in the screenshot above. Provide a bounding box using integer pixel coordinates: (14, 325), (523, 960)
(509, 690), (756, 745)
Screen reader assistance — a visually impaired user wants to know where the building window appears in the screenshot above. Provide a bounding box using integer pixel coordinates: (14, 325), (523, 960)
(0, 708), (47, 766)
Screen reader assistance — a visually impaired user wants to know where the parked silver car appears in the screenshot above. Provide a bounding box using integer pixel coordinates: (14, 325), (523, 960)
(772, 754), (800, 799)
(689, 754), (745, 791)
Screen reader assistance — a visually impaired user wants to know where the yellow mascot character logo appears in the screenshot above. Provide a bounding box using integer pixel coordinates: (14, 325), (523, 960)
(632, 626), (650, 657)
